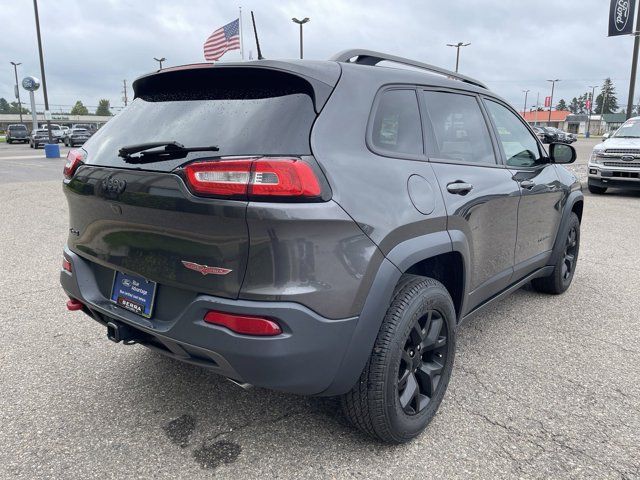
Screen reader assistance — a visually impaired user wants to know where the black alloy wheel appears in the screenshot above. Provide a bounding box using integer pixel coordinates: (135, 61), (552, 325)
(397, 309), (448, 415)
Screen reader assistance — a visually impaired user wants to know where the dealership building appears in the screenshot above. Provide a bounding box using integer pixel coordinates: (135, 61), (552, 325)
(0, 113), (113, 133)
(520, 111), (627, 136)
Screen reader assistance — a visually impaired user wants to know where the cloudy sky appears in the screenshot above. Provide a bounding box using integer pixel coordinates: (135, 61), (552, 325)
(0, 0), (634, 114)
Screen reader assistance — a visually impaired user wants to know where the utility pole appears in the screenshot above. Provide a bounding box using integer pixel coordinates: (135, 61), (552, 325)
(522, 89), (530, 118)
(122, 80), (128, 107)
(291, 17), (310, 59)
(534, 92), (540, 125)
(446, 42), (470, 73)
(626, 5), (640, 119)
(546, 79), (560, 124)
(586, 85), (597, 138)
(32, 0), (53, 144)
(10, 62), (23, 123)
(154, 57), (166, 70)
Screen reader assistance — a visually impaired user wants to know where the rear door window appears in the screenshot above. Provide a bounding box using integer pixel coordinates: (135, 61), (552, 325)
(370, 89), (423, 156)
(422, 91), (496, 165)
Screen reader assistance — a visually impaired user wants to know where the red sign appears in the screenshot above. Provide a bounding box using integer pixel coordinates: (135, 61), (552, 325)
(544, 96), (551, 108)
(586, 99), (592, 110)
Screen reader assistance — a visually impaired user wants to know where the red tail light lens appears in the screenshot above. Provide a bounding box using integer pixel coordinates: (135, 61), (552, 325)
(203, 310), (282, 336)
(183, 157), (322, 200)
(63, 149), (86, 179)
(62, 257), (72, 273)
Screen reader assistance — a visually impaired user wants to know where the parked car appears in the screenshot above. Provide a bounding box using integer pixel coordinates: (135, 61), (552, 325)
(6, 124), (29, 144)
(532, 126), (557, 143)
(60, 49), (583, 443)
(547, 127), (566, 142)
(29, 128), (50, 148)
(63, 128), (91, 147)
(588, 116), (640, 194)
(563, 131), (577, 143)
(72, 124), (95, 135)
(47, 124), (65, 143)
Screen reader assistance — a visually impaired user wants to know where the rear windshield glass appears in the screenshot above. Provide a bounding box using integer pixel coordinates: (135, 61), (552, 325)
(82, 68), (317, 171)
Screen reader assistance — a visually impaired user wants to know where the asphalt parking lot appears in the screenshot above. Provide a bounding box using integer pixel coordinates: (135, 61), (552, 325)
(0, 138), (638, 479)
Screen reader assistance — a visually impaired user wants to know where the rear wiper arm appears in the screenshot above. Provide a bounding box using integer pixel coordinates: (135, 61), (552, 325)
(118, 141), (219, 159)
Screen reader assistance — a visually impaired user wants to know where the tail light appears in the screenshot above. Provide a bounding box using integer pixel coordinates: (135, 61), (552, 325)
(63, 149), (85, 179)
(203, 310), (282, 336)
(183, 157), (322, 200)
(62, 256), (72, 273)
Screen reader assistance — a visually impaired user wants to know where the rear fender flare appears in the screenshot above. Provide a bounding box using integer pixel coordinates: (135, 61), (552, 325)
(321, 230), (464, 396)
(548, 190), (584, 266)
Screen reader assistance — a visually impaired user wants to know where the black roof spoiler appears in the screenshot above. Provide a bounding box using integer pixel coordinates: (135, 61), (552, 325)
(330, 49), (487, 89)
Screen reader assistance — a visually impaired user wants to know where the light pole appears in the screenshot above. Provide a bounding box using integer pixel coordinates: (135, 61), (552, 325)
(446, 42), (470, 73)
(291, 17), (310, 59)
(154, 57), (166, 70)
(522, 89), (530, 118)
(586, 85), (597, 138)
(32, 0), (53, 144)
(10, 62), (23, 123)
(546, 79), (560, 124)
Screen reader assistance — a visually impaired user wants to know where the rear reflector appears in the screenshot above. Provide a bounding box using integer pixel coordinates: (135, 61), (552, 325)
(66, 299), (84, 311)
(63, 149), (86, 179)
(203, 310), (282, 336)
(62, 257), (72, 273)
(183, 157), (321, 199)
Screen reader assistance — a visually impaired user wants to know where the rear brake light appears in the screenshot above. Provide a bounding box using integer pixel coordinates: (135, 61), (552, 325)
(203, 310), (282, 336)
(62, 257), (72, 272)
(63, 149), (85, 179)
(183, 157), (322, 200)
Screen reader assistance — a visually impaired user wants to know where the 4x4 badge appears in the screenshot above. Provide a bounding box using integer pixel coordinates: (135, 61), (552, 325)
(181, 261), (232, 276)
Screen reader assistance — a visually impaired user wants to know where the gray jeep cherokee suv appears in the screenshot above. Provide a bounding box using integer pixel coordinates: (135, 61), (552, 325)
(60, 50), (583, 443)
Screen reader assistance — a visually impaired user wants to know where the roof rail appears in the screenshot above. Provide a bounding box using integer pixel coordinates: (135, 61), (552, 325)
(330, 49), (487, 89)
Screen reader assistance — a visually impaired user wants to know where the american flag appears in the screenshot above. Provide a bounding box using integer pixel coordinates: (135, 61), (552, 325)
(203, 19), (241, 61)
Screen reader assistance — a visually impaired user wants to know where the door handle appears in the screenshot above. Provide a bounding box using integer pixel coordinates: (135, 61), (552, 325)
(519, 179), (535, 189)
(446, 182), (473, 194)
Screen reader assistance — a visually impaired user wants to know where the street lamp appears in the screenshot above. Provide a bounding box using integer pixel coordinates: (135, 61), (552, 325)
(522, 89), (530, 118)
(291, 17), (310, 59)
(10, 62), (23, 123)
(154, 57), (166, 70)
(586, 85), (597, 138)
(546, 79), (560, 124)
(446, 42), (470, 73)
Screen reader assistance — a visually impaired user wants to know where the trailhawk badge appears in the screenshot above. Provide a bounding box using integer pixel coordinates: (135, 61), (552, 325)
(181, 260), (232, 276)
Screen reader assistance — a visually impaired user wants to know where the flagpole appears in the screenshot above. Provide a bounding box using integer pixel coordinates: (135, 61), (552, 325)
(239, 6), (244, 60)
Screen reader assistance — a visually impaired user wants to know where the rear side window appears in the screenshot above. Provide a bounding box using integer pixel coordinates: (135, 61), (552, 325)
(370, 89), (423, 155)
(82, 68), (318, 171)
(423, 91), (496, 165)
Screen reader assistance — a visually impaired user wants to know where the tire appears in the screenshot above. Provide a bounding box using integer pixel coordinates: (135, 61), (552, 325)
(532, 212), (580, 295)
(7, 139), (12, 144)
(341, 275), (456, 443)
(588, 182), (607, 194)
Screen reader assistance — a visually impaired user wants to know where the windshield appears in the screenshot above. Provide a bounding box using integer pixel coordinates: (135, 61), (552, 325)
(612, 119), (640, 138)
(9, 125), (27, 131)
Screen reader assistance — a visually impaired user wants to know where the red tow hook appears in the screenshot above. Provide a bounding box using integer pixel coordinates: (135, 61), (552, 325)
(66, 299), (84, 311)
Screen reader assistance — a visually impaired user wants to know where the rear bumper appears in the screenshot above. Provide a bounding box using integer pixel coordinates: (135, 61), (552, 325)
(60, 247), (359, 395)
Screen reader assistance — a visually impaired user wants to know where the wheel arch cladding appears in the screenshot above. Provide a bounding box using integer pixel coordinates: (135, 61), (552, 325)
(548, 191), (584, 266)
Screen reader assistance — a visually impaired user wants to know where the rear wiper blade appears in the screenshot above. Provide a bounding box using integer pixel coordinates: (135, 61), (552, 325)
(118, 141), (219, 159)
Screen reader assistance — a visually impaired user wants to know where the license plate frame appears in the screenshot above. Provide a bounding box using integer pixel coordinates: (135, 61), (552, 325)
(110, 271), (157, 318)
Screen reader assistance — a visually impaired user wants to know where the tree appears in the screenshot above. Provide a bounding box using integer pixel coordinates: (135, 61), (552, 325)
(556, 99), (568, 111)
(568, 97), (579, 114)
(0, 98), (10, 113)
(95, 99), (112, 116)
(70, 101), (89, 115)
(9, 101), (29, 114)
(595, 78), (619, 114)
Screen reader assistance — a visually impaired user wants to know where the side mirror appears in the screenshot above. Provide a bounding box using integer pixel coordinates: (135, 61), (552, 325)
(602, 132), (611, 141)
(549, 142), (576, 164)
